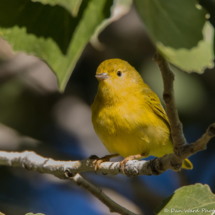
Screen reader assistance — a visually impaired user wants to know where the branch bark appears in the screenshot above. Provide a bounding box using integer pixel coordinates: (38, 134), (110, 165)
(0, 151), (137, 215)
(153, 51), (215, 171)
(153, 52), (187, 152)
(70, 174), (137, 215)
(0, 118), (215, 179)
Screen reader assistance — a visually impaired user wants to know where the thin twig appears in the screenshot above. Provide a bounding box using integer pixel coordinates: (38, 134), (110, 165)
(153, 51), (215, 171)
(70, 173), (137, 215)
(153, 52), (187, 152)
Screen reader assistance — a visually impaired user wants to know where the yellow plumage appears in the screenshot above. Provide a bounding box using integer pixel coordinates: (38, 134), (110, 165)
(91, 59), (192, 170)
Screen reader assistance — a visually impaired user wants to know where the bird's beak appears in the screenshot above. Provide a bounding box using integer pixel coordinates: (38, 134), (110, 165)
(95, 73), (109, 81)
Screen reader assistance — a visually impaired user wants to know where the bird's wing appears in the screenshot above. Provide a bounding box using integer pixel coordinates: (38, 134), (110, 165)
(144, 87), (170, 127)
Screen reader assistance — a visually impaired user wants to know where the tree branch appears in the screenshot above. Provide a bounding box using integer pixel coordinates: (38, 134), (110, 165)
(0, 120), (215, 179)
(70, 173), (137, 215)
(153, 51), (215, 170)
(153, 52), (187, 152)
(0, 151), (137, 215)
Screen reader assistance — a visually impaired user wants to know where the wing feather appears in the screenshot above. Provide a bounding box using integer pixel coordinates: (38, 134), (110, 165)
(143, 87), (170, 127)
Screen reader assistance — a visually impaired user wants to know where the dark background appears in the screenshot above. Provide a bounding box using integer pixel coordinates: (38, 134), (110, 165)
(0, 6), (215, 215)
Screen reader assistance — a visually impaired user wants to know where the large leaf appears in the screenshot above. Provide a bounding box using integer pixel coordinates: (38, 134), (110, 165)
(32, 0), (82, 17)
(0, 0), (113, 91)
(155, 184), (215, 215)
(134, 0), (214, 73)
(157, 21), (214, 73)
(134, 0), (207, 49)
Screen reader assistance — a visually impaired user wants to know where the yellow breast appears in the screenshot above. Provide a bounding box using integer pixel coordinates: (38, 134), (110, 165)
(91, 93), (173, 158)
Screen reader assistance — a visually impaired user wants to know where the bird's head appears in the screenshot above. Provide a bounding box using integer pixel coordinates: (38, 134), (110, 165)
(95, 59), (144, 98)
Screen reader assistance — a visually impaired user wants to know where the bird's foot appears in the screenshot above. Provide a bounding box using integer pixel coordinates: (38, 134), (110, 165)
(119, 154), (142, 175)
(90, 154), (119, 174)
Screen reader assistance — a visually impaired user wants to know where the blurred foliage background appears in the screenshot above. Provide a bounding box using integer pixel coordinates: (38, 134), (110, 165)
(0, 0), (215, 215)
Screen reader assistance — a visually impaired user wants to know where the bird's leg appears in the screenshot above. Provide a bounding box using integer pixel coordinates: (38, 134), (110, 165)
(91, 153), (120, 173)
(120, 153), (147, 174)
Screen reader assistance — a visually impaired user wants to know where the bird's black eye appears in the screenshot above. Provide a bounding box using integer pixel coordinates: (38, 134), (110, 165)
(117, 71), (122, 77)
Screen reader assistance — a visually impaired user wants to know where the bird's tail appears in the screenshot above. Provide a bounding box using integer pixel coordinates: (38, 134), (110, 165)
(182, 158), (193, 170)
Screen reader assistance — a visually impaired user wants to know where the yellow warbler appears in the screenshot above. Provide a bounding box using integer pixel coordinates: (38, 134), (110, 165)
(91, 59), (193, 170)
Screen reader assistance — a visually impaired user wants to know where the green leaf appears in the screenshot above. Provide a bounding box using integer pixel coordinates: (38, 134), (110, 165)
(135, 0), (214, 73)
(157, 21), (214, 73)
(155, 184), (215, 215)
(0, 0), (113, 91)
(32, 0), (83, 17)
(134, 0), (207, 49)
